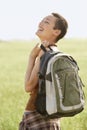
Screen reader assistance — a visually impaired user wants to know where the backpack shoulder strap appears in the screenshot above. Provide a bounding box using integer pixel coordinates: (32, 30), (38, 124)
(40, 44), (57, 52)
(40, 44), (47, 52)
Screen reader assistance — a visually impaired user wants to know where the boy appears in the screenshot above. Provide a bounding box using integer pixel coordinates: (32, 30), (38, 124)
(19, 12), (68, 130)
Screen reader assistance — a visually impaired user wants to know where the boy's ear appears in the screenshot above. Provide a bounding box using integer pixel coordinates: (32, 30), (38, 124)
(54, 29), (61, 37)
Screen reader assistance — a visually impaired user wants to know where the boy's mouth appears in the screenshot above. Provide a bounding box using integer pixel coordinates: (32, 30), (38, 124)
(38, 27), (44, 32)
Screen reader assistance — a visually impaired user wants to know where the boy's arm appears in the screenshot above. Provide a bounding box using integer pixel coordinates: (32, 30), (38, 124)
(25, 42), (49, 92)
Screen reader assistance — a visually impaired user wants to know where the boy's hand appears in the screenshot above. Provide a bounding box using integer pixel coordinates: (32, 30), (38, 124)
(30, 43), (41, 58)
(41, 40), (50, 48)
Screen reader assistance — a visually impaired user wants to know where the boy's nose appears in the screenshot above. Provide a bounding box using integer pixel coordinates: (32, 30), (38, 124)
(39, 20), (44, 27)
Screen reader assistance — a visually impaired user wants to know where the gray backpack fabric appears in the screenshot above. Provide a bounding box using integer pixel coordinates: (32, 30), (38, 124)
(35, 46), (85, 119)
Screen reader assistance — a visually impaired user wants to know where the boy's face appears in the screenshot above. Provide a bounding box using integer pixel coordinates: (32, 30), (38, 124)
(36, 15), (58, 41)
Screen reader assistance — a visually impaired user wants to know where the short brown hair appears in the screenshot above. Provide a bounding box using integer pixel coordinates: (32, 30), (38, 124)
(52, 13), (68, 42)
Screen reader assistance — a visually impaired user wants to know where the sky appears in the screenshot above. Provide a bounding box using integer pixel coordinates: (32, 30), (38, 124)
(0, 0), (87, 40)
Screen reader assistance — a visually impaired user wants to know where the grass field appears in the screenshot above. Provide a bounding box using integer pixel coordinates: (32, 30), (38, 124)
(0, 39), (87, 130)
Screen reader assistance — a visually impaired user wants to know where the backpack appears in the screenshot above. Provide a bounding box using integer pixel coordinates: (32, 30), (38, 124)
(35, 45), (85, 119)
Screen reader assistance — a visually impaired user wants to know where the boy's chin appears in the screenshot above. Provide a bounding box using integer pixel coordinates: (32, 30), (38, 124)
(35, 32), (41, 38)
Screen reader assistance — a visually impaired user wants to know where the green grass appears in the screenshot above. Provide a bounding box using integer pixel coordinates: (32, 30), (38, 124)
(0, 39), (87, 130)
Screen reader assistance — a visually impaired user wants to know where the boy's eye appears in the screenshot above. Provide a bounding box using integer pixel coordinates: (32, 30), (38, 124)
(44, 21), (49, 24)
